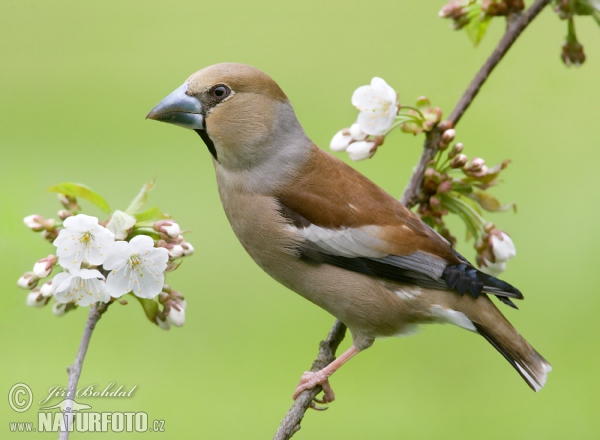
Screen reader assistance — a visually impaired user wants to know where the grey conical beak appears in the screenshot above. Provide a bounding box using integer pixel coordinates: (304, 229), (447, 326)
(146, 83), (205, 130)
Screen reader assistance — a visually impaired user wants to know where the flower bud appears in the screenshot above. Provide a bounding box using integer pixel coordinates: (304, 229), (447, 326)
(450, 154), (468, 168)
(437, 181), (452, 194)
(58, 210), (73, 220)
(330, 129), (353, 152)
(441, 129), (456, 145)
(26, 290), (48, 307)
(415, 96), (430, 108)
(58, 194), (80, 212)
(168, 244), (185, 260)
(561, 40), (585, 67)
(470, 157), (485, 170)
(349, 123), (368, 141)
(153, 220), (181, 239)
(479, 258), (507, 277)
(42, 228), (59, 242)
(53, 302), (68, 316)
(439, 1), (465, 18)
(33, 255), (57, 278)
(166, 302), (186, 327)
(447, 142), (463, 159)
(40, 281), (54, 298)
(181, 242), (194, 256)
(18, 272), (39, 290)
(346, 141), (377, 161)
(490, 232), (516, 262)
(155, 315), (171, 330)
(437, 120), (453, 132)
(24, 215), (46, 232)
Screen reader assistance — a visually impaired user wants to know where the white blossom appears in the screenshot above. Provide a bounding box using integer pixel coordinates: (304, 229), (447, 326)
(106, 210), (137, 240)
(104, 235), (168, 299)
(53, 214), (115, 272)
(352, 77), (398, 135)
(491, 233), (516, 262)
(346, 141), (376, 161)
(52, 269), (109, 306)
(330, 129), (353, 152)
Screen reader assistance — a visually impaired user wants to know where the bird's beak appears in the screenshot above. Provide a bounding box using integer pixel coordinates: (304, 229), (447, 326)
(146, 83), (204, 130)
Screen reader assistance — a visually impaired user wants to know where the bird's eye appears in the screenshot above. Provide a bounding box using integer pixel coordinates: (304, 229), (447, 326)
(211, 85), (230, 101)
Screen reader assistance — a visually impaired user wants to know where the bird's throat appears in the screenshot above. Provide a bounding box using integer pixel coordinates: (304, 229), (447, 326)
(194, 129), (218, 162)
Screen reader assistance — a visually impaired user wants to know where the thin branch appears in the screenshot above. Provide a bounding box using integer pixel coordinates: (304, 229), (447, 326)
(273, 321), (347, 440)
(59, 302), (110, 440)
(274, 1), (551, 438)
(448, 0), (552, 126)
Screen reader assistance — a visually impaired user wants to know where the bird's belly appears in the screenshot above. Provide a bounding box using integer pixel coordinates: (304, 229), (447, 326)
(215, 177), (430, 341)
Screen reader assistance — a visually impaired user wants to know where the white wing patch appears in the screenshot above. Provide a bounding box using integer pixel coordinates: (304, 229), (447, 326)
(299, 224), (388, 258)
(394, 286), (423, 300)
(430, 305), (476, 332)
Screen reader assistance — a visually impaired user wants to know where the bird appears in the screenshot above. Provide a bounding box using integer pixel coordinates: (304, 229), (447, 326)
(147, 62), (551, 406)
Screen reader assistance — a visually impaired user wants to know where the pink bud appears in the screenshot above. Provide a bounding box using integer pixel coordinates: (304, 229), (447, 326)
(24, 215), (45, 232)
(441, 129), (456, 144)
(58, 210), (73, 220)
(450, 154), (468, 168)
(32, 255), (57, 278)
(153, 220), (181, 238)
(181, 242), (194, 256)
(437, 181), (452, 193)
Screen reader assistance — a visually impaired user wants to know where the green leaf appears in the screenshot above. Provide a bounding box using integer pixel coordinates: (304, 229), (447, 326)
(466, 189), (515, 212)
(125, 181), (155, 215)
(465, 7), (491, 46)
(440, 192), (485, 240)
(134, 207), (171, 223)
(48, 182), (110, 213)
(132, 295), (159, 324)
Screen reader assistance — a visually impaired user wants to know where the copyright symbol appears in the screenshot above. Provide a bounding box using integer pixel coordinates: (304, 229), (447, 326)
(8, 383), (33, 413)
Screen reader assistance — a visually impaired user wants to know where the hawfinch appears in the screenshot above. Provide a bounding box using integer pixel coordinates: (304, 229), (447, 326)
(147, 63), (551, 404)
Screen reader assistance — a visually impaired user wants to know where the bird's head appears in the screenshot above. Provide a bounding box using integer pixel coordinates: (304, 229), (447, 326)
(147, 63), (308, 171)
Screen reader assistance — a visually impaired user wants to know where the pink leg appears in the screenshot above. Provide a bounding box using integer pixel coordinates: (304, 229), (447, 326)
(293, 345), (360, 408)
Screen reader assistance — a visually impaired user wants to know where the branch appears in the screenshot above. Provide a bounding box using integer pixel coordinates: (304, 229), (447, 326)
(273, 321), (347, 440)
(59, 302), (110, 440)
(274, 1), (551, 438)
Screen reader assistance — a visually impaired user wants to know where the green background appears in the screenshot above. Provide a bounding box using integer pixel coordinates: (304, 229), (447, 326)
(1, 1), (599, 438)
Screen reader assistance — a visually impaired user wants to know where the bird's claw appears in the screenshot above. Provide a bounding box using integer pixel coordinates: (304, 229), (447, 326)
(293, 370), (335, 410)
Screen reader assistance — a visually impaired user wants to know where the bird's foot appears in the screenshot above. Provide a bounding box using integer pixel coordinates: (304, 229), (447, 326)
(293, 370), (335, 410)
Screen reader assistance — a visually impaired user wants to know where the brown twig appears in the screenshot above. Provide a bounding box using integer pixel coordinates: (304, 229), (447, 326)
(274, 1), (551, 438)
(58, 302), (110, 440)
(273, 321), (347, 440)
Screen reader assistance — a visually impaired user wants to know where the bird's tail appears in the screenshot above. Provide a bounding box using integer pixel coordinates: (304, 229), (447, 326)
(473, 314), (551, 392)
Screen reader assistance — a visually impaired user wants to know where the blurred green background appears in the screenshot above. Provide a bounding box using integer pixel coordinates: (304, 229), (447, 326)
(2, 1), (599, 439)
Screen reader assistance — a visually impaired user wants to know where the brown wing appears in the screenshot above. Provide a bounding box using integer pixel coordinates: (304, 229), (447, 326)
(276, 145), (522, 304)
